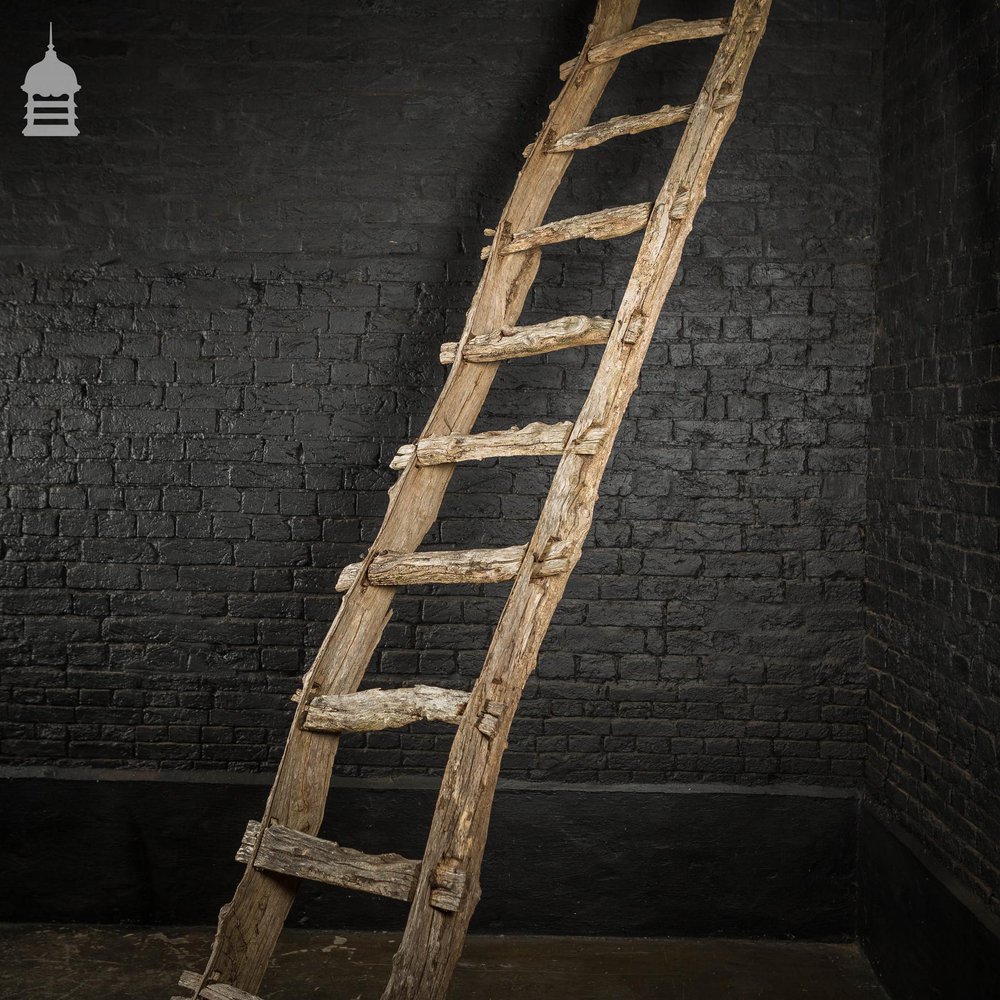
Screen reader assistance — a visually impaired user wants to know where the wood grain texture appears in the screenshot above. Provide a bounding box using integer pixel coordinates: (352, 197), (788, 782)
(335, 544), (528, 592)
(303, 685), (469, 733)
(236, 821), (419, 902)
(390, 421), (575, 471)
(559, 17), (729, 79)
(440, 314), (613, 365)
(482, 202), (652, 259)
(177, 972), (261, 1000)
(190, 2), (632, 982)
(548, 103), (692, 152)
(428, 858), (466, 913)
(381, 3), (771, 997)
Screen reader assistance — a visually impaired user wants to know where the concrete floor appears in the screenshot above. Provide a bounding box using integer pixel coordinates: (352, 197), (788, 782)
(0, 925), (888, 1000)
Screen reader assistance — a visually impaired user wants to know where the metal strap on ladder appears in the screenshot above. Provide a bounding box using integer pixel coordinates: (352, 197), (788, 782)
(179, 2), (771, 998)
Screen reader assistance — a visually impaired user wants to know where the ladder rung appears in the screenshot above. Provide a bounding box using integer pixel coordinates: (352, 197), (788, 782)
(483, 202), (651, 260)
(303, 684), (469, 733)
(440, 314), (612, 365)
(560, 17), (729, 79)
(237, 821), (419, 903)
(548, 103), (693, 153)
(335, 544), (527, 592)
(392, 421), (607, 469)
(176, 972), (262, 1000)
(391, 420), (609, 470)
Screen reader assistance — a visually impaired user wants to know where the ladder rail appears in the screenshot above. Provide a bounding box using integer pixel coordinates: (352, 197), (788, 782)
(381, 2), (772, 995)
(192, 1), (640, 994)
(185, 1), (772, 996)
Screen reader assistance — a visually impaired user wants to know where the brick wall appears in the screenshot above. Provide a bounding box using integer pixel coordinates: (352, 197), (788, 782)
(868, 0), (1000, 911)
(0, 0), (880, 783)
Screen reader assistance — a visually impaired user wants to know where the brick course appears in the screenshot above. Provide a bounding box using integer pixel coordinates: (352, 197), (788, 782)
(868, 0), (1000, 914)
(0, 0), (879, 784)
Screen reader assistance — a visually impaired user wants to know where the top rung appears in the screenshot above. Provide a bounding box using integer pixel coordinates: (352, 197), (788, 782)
(560, 17), (728, 80)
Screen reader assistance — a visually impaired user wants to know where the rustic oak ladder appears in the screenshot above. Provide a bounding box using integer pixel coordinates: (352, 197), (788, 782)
(178, 2), (770, 998)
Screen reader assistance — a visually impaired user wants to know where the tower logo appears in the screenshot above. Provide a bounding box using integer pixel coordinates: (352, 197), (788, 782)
(22, 23), (80, 137)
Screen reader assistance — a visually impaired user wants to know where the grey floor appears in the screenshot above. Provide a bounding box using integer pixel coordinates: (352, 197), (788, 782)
(1, 925), (888, 1000)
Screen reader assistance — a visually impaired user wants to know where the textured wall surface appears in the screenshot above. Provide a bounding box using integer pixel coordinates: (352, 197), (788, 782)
(0, 0), (879, 783)
(868, 0), (1000, 913)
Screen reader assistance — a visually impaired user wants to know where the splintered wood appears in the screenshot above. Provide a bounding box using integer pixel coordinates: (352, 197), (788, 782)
(185, 3), (771, 1000)
(391, 421), (573, 470)
(481, 202), (652, 259)
(335, 544), (528, 592)
(303, 685), (469, 733)
(391, 421), (605, 469)
(559, 16), (729, 79)
(440, 315), (613, 364)
(549, 103), (693, 152)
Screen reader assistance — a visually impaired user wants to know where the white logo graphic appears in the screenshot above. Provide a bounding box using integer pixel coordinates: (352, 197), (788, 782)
(22, 23), (80, 137)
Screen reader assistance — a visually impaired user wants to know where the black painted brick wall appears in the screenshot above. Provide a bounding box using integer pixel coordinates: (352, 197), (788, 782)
(868, 0), (1000, 912)
(0, 0), (879, 784)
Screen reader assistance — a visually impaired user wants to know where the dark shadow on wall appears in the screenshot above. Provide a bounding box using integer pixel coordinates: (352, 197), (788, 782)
(0, 772), (857, 937)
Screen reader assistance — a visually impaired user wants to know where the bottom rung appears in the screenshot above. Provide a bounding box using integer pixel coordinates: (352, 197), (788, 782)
(236, 820), (466, 913)
(237, 820), (420, 902)
(176, 971), (263, 1000)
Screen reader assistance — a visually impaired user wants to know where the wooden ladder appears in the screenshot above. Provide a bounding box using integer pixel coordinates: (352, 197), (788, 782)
(178, 2), (771, 998)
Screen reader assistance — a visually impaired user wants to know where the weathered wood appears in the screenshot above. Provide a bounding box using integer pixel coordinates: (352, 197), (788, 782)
(188, 3), (773, 1000)
(559, 17), (729, 79)
(482, 202), (652, 259)
(391, 421), (573, 470)
(192, 3), (635, 995)
(530, 537), (577, 579)
(382, 3), (771, 998)
(440, 315), (613, 365)
(303, 685), (469, 733)
(177, 973), (262, 1000)
(429, 859), (466, 913)
(237, 821), (419, 903)
(336, 544), (527, 592)
(476, 699), (506, 740)
(548, 103), (692, 153)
